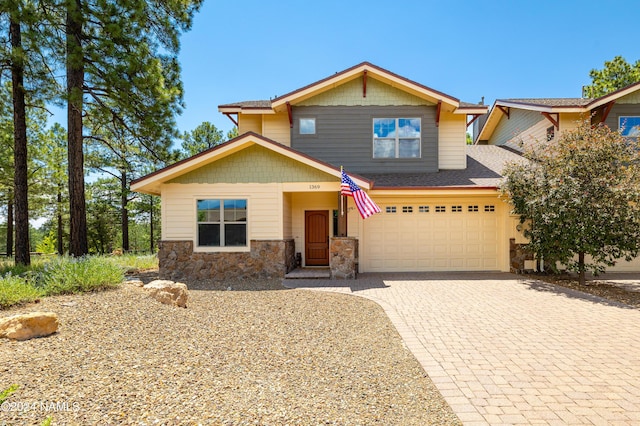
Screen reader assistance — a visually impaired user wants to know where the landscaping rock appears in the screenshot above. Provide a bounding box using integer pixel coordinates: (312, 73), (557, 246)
(143, 280), (188, 308)
(0, 312), (59, 341)
(125, 279), (144, 287)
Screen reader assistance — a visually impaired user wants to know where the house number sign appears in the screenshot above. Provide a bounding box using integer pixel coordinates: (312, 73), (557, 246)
(308, 184), (321, 190)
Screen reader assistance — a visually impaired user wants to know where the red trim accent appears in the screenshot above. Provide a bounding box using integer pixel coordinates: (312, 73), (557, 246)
(600, 101), (615, 123)
(466, 114), (481, 127)
(363, 70), (367, 98)
(272, 62), (460, 105)
(223, 113), (238, 127)
(131, 131), (374, 188)
(372, 185), (498, 191)
(435, 101), (442, 127)
(286, 101), (293, 128)
(541, 112), (559, 129)
(497, 105), (510, 119)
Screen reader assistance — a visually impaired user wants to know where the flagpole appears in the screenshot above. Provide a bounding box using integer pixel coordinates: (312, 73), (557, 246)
(340, 166), (344, 217)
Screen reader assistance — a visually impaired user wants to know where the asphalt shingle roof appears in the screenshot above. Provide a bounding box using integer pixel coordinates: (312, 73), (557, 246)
(500, 98), (593, 107)
(363, 145), (524, 188)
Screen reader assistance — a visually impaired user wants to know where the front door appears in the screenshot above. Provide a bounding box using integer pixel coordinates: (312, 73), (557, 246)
(305, 210), (329, 266)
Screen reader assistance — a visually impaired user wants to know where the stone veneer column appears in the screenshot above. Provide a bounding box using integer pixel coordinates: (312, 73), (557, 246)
(329, 237), (358, 279)
(509, 238), (535, 273)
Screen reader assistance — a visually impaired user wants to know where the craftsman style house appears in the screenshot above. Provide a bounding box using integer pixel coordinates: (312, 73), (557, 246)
(132, 62), (531, 280)
(476, 81), (640, 272)
(476, 81), (640, 149)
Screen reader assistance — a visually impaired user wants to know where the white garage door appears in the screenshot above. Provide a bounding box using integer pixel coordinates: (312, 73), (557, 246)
(362, 201), (499, 272)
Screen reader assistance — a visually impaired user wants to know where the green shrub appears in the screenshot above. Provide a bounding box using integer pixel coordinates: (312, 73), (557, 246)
(40, 256), (124, 295)
(106, 253), (158, 273)
(0, 274), (42, 309)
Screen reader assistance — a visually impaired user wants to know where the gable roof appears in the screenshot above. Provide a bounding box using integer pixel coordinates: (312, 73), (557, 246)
(219, 62), (488, 116)
(130, 132), (372, 195)
(476, 79), (640, 142)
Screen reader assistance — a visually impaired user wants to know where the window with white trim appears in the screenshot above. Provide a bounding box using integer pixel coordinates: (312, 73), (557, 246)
(373, 118), (421, 158)
(619, 116), (640, 138)
(197, 199), (247, 247)
(299, 118), (316, 135)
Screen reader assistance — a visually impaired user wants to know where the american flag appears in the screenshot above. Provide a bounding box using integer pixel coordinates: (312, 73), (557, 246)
(341, 170), (381, 219)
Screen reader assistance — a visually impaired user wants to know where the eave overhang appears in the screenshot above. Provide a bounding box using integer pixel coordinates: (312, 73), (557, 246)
(131, 132), (372, 196)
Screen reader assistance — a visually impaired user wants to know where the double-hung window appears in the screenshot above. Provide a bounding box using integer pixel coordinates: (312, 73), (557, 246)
(197, 199), (247, 247)
(373, 118), (421, 158)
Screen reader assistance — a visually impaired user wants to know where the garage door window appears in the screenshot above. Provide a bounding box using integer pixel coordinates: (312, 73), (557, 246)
(435, 206), (446, 213)
(419, 206), (429, 213)
(484, 205), (495, 212)
(386, 206), (397, 213)
(468, 205), (479, 212)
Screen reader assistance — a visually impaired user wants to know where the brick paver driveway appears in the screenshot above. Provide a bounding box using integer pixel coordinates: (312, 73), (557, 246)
(284, 272), (640, 425)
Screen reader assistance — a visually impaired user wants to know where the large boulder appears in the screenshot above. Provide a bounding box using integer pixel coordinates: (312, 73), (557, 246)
(0, 312), (59, 341)
(143, 280), (188, 308)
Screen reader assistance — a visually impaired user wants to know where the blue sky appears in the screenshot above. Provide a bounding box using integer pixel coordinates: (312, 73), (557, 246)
(175, 0), (640, 137)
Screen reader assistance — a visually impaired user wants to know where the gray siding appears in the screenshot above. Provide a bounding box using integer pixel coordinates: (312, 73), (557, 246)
(291, 105), (438, 174)
(489, 109), (545, 145)
(601, 103), (640, 132)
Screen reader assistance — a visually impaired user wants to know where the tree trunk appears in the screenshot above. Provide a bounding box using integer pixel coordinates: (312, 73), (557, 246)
(121, 170), (129, 252)
(66, 0), (88, 256)
(57, 188), (64, 255)
(578, 252), (586, 286)
(149, 195), (154, 253)
(6, 196), (13, 257)
(10, 18), (30, 266)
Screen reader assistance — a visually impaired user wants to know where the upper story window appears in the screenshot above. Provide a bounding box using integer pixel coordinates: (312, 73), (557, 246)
(299, 118), (316, 135)
(373, 118), (421, 158)
(197, 199), (247, 247)
(619, 116), (640, 138)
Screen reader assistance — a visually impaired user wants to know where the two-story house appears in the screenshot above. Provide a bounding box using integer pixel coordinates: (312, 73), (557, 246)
(476, 81), (640, 272)
(476, 81), (640, 149)
(131, 62), (527, 281)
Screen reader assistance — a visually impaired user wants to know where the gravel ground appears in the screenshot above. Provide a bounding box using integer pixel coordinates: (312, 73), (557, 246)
(0, 273), (460, 425)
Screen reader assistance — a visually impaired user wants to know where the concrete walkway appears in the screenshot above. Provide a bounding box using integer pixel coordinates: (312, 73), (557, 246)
(284, 272), (640, 425)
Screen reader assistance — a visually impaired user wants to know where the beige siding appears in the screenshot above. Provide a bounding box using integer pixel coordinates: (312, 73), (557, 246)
(617, 91), (640, 104)
(298, 77), (431, 107)
(559, 113), (583, 133)
(438, 111), (467, 169)
(262, 113), (291, 146)
(238, 114), (262, 134)
(283, 192), (293, 239)
(161, 183), (282, 248)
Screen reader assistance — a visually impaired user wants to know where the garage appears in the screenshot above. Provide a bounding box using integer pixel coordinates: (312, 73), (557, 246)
(361, 198), (502, 272)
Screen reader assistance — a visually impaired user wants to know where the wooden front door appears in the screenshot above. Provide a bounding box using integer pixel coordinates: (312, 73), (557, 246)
(305, 210), (329, 266)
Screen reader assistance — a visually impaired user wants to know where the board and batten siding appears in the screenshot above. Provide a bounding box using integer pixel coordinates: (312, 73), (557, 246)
(438, 111), (466, 169)
(161, 183), (283, 243)
(291, 105), (438, 174)
(238, 114), (262, 135)
(262, 113), (290, 146)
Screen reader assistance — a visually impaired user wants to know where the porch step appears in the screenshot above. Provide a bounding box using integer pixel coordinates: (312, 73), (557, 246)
(284, 268), (331, 279)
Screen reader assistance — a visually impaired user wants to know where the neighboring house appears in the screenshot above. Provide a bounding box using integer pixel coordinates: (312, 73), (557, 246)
(476, 81), (640, 272)
(476, 80), (640, 149)
(132, 62), (530, 281)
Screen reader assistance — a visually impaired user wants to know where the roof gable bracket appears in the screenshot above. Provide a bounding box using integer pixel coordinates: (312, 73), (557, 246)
(541, 112), (559, 129)
(286, 101), (293, 128)
(600, 100), (616, 124)
(363, 70), (367, 98)
(224, 112), (238, 127)
(435, 100), (442, 127)
(467, 114), (481, 127)
(497, 105), (510, 119)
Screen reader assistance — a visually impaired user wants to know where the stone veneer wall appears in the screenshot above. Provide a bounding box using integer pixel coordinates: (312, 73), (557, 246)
(330, 237), (358, 279)
(158, 239), (296, 281)
(509, 238), (534, 274)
